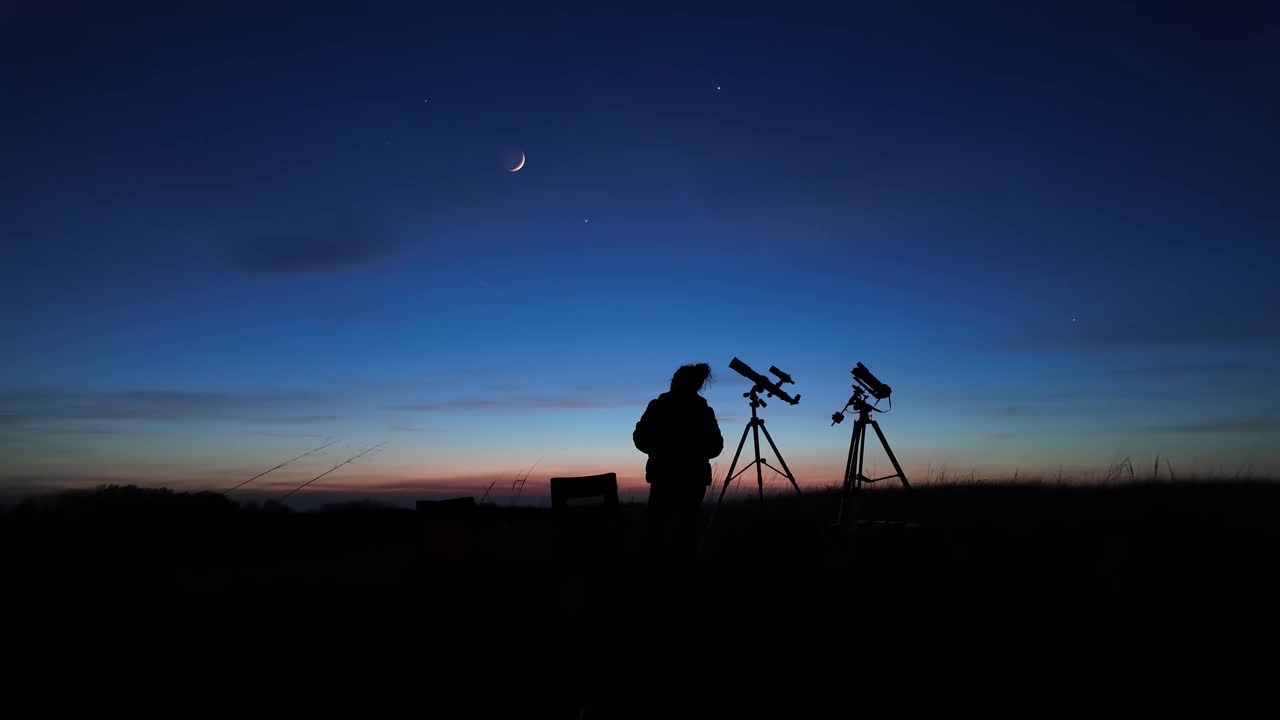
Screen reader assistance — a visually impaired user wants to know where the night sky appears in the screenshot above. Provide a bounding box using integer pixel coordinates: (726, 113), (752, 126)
(3, 2), (1277, 503)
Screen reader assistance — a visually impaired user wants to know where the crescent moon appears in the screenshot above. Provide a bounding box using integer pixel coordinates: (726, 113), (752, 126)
(508, 151), (526, 173)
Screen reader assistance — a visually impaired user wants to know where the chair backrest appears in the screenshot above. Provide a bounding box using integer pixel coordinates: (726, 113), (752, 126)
(549, 474), (620, 565)
(416, 496), (477, 564)
(550, 473), (619, 510)
(416, 496), (477, 513)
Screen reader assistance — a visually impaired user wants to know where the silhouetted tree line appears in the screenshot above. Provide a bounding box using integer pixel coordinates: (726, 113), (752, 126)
(12, 484), (239, 515)
(8, 484), (296, 514)
(6, 484), (417, 515)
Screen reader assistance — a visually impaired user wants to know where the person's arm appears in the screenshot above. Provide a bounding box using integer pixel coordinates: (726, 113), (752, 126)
(703, 405), (724, 459)
(633, 400), (658, 454)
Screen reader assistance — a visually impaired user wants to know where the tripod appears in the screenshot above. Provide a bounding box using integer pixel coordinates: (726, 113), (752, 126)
(713, 388), (801, 513)
(835, 388), (909, 528)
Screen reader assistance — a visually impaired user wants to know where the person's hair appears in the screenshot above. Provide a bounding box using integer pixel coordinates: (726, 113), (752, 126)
(670, 363), (712, 395)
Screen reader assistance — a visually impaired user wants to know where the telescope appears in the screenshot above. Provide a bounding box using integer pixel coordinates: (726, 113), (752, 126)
(852, 362), (891, 401)
(832, 362), (891, 425)
(832, 360), (910, 526)
(729, 357), (800, 405)
(710, 357), (803, 516)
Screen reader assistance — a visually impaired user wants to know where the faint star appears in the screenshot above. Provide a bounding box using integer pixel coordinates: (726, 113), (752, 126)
(716, 85), (721, 91)
(584, 218), (589, 223)
(1071, 317), (1077, 322)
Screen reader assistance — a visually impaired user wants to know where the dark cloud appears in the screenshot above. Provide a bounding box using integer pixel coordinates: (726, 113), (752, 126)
(26, 426), (127, 436)
(1103, 362), (1261, 377)
(390, 394), (640, 413)
(226, 235), (393, 274)
(247, 431), (328, 439)
(388, 424), (444, 433)
(0, 387), (339, 425)
(277, 415), (343, 425)
(222, 217), (396, 274)
(987, 405), (1035, 417)
(1012, 311), (1280, 351)
(1143, 415), (1280, 434)
(0, 425), (130, 442)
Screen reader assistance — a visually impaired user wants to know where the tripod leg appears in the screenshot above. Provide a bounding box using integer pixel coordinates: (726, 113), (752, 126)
(708, 420), (753, 530)
(870, 420), (910, 489)
(837, 419), (858, 526)
(716, 420), (753, 507)
(838, 418), (865, 528)
(848, 421), (871, 531)
(856, 422), (869, 488)
(842, 421), (858, 494)
(751, 420), (765, 503)
(758, 422), (801, 496)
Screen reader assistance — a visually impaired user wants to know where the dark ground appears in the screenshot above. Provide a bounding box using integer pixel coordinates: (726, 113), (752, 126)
(4, 482), (1278, 718)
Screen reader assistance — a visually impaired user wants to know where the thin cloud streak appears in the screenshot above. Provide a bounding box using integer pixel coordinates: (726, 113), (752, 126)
(1103, 362), (1261, 378)
(390, 394), (642, 413)
(1010, 312), (1280, 351)
(221, 216), (397, 275)
(1143, 415), (1280, 434)
(388, 424), (446, 433)
(0, 387), (342, 425)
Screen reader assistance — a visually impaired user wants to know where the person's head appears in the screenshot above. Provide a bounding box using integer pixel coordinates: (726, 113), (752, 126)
(670, 363), (712, 396)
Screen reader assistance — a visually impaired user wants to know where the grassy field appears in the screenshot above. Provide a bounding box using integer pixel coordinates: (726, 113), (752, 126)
(4, 481), (1278, 718)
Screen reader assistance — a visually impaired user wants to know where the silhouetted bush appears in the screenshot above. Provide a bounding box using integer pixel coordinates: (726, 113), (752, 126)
(238, 498), (294, 513)
(320, 499), (402, 513)
(12, 484), (239, 515)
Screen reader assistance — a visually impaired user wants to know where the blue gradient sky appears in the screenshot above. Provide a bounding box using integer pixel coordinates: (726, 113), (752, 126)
(3, 2), (1278, 502)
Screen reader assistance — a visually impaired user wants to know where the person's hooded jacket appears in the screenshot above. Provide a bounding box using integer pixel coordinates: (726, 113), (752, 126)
(633, 391), (724, 486)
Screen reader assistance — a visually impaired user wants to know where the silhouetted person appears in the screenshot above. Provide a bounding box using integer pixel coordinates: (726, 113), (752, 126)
(633, 363), (723, 567)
